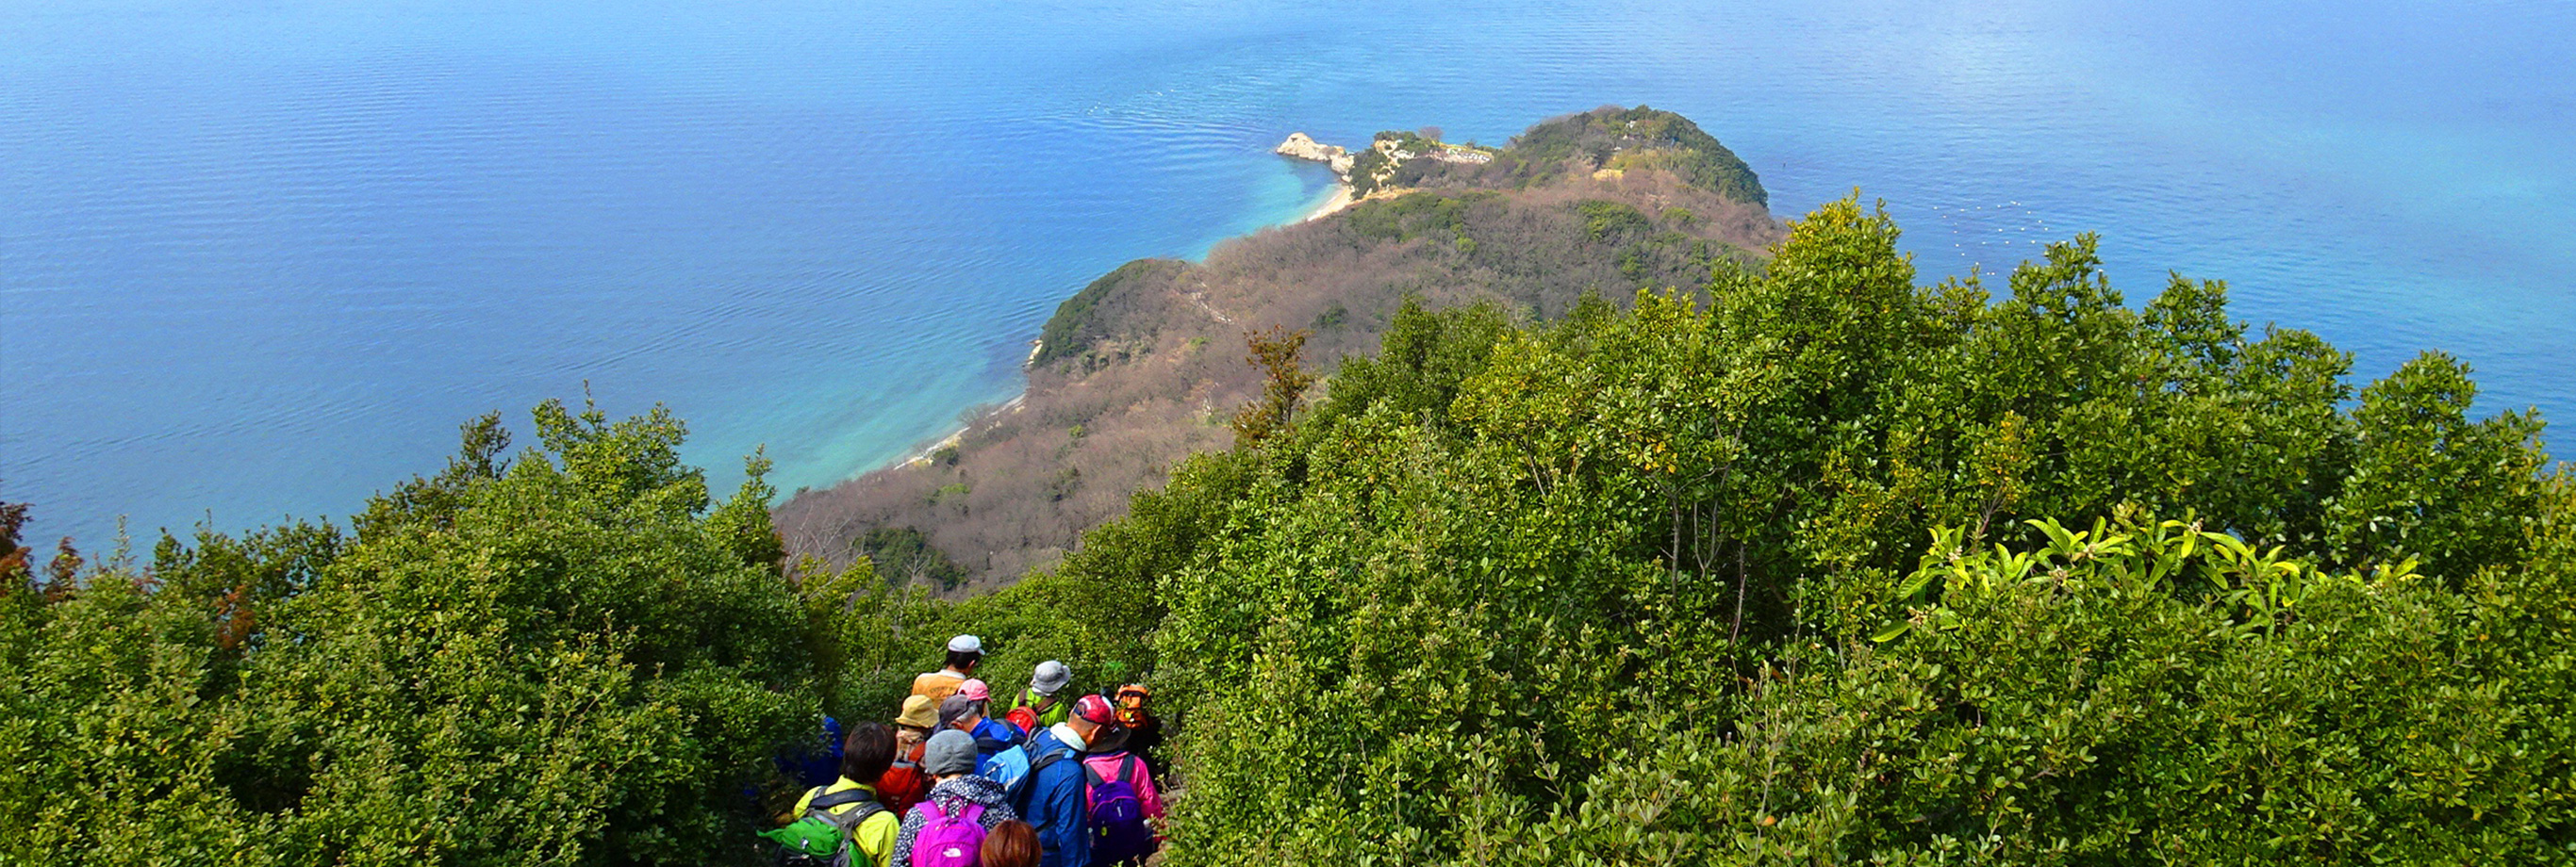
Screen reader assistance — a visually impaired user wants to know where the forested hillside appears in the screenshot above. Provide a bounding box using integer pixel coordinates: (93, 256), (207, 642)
(1110, 199), (2572, 863)
(7, 161), (2571, 863)
(773, 107), (1781, 587)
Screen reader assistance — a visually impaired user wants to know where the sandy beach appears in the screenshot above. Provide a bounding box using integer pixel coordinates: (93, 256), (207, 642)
(1302, 183), (1357, 221)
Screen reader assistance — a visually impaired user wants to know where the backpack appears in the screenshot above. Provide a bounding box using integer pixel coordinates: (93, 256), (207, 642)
(908, 799), (988, 867)
(981, 742), (1029, 792)
(1082, 754), (1154, 865)
(981, 737), (1050, 796)
(761, 786), (888, 867)
(997, 741), (1076, 815)
(1003, 707), (1040, 739)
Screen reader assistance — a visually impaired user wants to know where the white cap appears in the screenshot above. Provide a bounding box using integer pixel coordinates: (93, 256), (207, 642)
(947, 634), (983, 654)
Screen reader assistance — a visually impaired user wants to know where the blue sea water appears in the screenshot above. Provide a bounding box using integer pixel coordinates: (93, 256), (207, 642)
(5, 0), (2571, 547)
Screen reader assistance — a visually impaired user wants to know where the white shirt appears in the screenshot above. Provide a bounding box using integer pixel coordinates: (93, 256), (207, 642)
(1047, 721), (1089, 753)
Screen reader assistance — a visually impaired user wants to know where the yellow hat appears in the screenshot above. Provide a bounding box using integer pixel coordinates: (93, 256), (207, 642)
(896, 694), (939, 729)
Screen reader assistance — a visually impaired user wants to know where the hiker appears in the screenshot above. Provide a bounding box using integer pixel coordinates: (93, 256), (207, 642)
(1076, 722), (1162, 865)
(1012, 661), (1072, 731)
(982, 821), (1041, 867)
(1108, 684), (1161, 761)
(881, 695), (941, 817)
(891, 729), (1021, 867)
(1018, 694), (1123, 867)
(959, 679), (1025, 750)
(777, 721), (903, 867)
(940, 694), (1002, 776)
(779, 716), (846, 790)
(912, 635), (983, 704)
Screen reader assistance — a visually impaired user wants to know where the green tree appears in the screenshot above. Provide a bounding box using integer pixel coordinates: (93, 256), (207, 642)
(0, 400), (839, 865)
(2327, 352), (2547, 578)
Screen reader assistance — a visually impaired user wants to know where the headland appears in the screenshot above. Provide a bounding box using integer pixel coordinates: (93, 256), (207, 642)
(776, 106), (1779, 586)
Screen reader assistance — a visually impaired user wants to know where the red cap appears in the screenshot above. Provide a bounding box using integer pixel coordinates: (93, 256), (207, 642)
(1073, 694), (1120, 727)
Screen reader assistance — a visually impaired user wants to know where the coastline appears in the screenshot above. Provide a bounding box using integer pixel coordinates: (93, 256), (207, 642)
(881, 141), (1349, 479)
(895, 166), (1352, 473)
(1302, 182), (1357, 221)
(1278, 131), (1359, 222)
(894, 339), (1042, 469)
(904, 393), (1025, 467)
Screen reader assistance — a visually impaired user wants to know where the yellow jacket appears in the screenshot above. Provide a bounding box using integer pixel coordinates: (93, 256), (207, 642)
(790, 777), (900, 867)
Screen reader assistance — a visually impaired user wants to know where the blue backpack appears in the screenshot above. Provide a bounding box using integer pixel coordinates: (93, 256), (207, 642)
(989, 739), (1074, 813)
(1082, 754), (1154, 865)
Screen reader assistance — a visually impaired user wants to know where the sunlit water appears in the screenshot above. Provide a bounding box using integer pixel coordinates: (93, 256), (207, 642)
(5, 0), (2570, 546)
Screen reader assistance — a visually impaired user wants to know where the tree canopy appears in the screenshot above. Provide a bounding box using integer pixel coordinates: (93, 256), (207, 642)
(1105, 197), (2568, 864)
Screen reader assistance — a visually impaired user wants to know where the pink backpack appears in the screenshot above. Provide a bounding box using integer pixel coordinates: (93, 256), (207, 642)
(910, 800), (988, 867)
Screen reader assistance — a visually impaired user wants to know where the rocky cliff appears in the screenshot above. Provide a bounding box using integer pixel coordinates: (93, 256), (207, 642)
(1274, 132), (1355, 174)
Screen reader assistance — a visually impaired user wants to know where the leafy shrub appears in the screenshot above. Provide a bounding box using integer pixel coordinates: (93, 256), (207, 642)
(1, 401), (848, 864)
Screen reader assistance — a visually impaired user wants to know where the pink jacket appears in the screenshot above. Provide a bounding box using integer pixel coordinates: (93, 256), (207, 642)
(1081, 750), (1164, 821)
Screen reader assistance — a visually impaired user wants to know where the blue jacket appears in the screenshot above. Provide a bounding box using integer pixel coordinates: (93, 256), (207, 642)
(1019, 725), (1090, 867)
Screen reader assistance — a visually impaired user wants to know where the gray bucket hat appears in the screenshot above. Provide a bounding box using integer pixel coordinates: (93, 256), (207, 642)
(1031, 660), (1071, 696)
(923, 728), (978, 777)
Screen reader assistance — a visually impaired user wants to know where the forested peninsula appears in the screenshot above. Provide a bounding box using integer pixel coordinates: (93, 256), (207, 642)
(775, 106), (1781, 587)
(6, 106), (2574, 864)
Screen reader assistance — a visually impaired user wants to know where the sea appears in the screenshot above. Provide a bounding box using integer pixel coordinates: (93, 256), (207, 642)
(5, 0), (2571, 548)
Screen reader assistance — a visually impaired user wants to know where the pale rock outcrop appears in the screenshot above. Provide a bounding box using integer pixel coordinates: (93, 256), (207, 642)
(1276, 132), (1356, 175)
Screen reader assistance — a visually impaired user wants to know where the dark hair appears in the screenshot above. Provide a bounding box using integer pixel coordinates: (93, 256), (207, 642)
(944, 648), (983, 672)
(981, 820), (1040, 867)
(841, 721), (896, 782)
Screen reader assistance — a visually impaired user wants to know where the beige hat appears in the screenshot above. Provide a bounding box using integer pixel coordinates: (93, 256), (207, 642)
(895, 694), (939, 729)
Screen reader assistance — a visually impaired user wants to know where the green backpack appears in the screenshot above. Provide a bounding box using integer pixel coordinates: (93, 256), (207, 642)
(760, 786), (887, 867)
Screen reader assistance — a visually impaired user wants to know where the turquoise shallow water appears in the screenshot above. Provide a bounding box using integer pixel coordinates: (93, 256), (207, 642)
(5, 0), (2572, 546)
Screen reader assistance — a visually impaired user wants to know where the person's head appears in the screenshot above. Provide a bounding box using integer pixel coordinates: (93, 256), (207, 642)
(1029, 660), (1070, 699)
(922, 728), (979, 778)
(981, 820), (1040, 867)
(944, 634), (983, 675)
(1068, 693), (1120, 743)
(957, 679), (991, 703)
(1085, 724), (1131, 756)
(895, 694), (939, 732)
(840, 721), (896, 783)
(938, 694), (984, 732)
(1114, 683), (1152, 728)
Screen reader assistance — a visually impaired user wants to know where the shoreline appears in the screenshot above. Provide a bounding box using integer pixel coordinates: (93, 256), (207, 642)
(897, 339), (1040, 468)
(1302, 182), (1357, 221)
(1277, 131), (1359, 222)
(869, 144), (1350, 481)
(903, 392), (1025, 467)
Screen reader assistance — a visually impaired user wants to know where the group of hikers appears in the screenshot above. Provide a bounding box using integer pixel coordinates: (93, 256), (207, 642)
(765, 635), (1166, 867)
